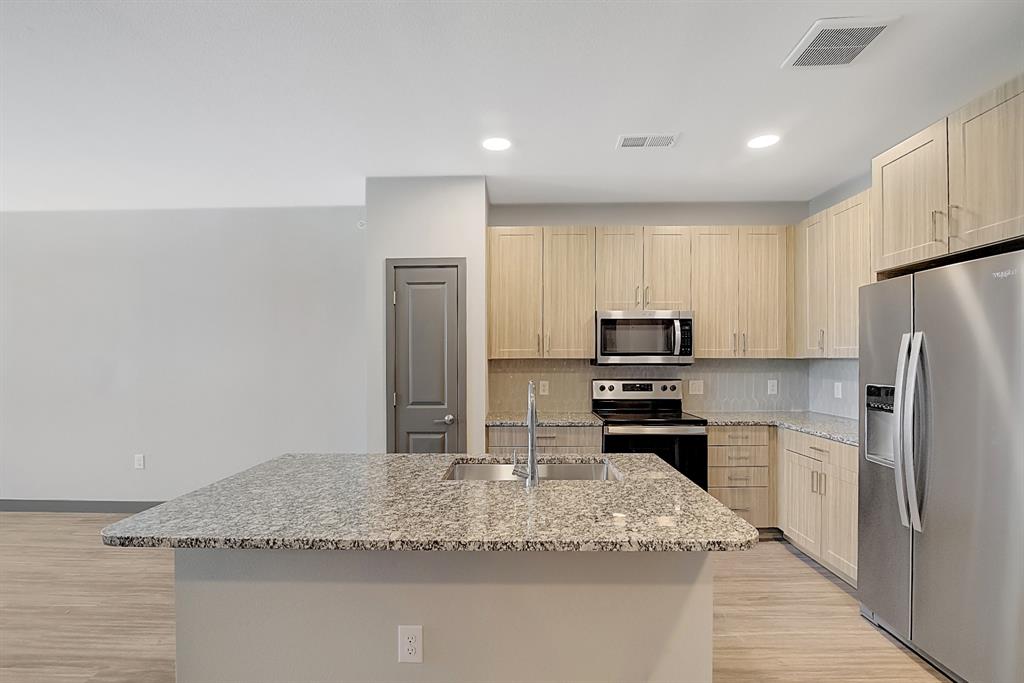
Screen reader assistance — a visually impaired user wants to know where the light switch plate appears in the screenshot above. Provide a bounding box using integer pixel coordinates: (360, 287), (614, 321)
(538, 380), (549, 396)
(834, 382), (843, 399)
(689, 380), (704, 395)
(134, 453), (145, 470)
(767, 379), (778, 396)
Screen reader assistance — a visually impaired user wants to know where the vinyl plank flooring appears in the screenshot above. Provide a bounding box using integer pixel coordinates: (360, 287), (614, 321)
(0, 512), (943, 682)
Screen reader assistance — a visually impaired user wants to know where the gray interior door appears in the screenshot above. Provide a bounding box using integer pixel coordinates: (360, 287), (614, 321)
(857, 274), (913, 640)
(391, 264), (463, 453)
(909, 250), (1024, 683)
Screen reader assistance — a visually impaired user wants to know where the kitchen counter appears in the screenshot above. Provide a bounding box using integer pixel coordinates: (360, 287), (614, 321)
(485, 411), (603, 427)
(696, 410), (858, 446)
(101, 452), (757, 552)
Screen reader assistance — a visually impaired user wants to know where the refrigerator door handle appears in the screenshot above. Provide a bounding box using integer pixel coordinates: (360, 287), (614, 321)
(903, 331), (925, 532)
(892, 332), (912, 529)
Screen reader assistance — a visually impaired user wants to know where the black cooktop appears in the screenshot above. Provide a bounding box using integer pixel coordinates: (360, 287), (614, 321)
(592, 409), (708, 426)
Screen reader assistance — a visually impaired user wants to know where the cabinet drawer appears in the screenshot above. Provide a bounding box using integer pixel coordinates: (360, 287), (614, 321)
(709, 486), (771, 527)
(487, 445), (602, 457)
(708, 466), (768, 488)
(707, 445), (769, 467)
(782, 430), (857, 471)
(708, 426), (770, 446)
(487, 426), (602, 449)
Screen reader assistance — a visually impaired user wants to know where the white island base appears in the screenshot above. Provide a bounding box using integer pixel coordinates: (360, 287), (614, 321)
(175, 548), (713, 683)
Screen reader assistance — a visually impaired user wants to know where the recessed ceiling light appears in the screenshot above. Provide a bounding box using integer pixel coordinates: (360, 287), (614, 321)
(747, 134), (781, 149)
(482, 137), (512, 151)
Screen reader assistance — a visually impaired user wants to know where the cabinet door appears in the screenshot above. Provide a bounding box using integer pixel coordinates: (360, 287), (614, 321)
(821, 458), (858, 584)
(794, 212), (829, 357)
(738, 225), (788, 358)
(786, 450), (823, 560)
(948, 74), (1024, 252)
(871, 119), (950, 271)
(642, 226), (692, 310)
(595, 226), (644, 310)
(691, 227), (739, 357)
(827, 190), (873, 358)
(543, 226), (596, 358)
(487, 227), (543, 358)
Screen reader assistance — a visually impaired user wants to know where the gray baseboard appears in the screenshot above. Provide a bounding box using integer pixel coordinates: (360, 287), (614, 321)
(0, 499), (161, 513)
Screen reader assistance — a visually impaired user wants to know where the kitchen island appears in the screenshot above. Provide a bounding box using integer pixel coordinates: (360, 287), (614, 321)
(103, 452), (756, 683)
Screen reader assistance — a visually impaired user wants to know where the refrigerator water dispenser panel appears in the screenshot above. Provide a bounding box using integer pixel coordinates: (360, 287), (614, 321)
(865, 384), (896, 467)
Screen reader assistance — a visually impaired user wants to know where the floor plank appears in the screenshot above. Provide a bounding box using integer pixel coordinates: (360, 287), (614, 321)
(0, 512), (943, 682)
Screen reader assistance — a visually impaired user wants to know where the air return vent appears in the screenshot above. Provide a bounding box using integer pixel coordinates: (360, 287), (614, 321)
(781, 16), (898, 68)
(616, 134), (678, 149)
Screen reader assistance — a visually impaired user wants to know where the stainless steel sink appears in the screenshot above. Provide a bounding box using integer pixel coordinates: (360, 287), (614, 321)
(444, 462), (622, 481)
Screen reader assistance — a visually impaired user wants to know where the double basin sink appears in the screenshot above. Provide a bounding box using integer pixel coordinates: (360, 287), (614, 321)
(444, 461), (622, 481)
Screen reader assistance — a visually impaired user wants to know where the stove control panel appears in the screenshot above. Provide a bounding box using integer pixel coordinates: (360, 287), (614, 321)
(592, 380), (682, 400)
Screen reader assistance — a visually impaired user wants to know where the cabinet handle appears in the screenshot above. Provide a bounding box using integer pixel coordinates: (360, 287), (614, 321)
(644, 285), (650, 307)
(729, 506), (752, 512)
(819, 328), (825, 351)
(727, 476), (751, 482)
(820, 472), (827, 496)
(931, 209), (945, 243)
(535, 435), (557, 440)
(728, 435), (750, 440)
(948, 204), (960, 240)
(733, 332), (738, 352)
(727, 455), (750, 460)
(811, 471), (818, 493)
(545, 334), (551, 352)
(537, 333), (541, 353)
(743, 332), (748, 353)
(809, 445), (829, 454)
(635, 285), (641, 307)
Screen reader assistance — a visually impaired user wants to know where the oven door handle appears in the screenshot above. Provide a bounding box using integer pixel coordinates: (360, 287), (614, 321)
(673, 319), (682, 356)
(604, 425), (707, 436)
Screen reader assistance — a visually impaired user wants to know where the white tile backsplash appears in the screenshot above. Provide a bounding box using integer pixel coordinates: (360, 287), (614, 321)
(808, 359), (858, 419)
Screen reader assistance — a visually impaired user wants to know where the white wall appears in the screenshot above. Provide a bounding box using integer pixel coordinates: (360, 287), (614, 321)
(364, 177), (488, 453)
(487, 201), (808, 226)
(807, 172), (871, 215)
(0, 206), (367, 501)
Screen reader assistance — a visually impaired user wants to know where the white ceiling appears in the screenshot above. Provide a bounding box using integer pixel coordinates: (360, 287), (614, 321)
(2, 1), (1022, 211)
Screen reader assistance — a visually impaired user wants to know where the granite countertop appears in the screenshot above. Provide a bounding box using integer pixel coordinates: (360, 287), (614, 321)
(486, 411), (604, 427)
(697, 411), (858, 446)
(101, 453), (757, 553)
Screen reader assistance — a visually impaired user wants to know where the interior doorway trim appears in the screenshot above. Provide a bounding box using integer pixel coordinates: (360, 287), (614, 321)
(385, 257), (467, 453)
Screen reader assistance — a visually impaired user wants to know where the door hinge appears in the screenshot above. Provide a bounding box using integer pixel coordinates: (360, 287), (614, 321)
(392, 392), (397, 407)
(392, 290), (397, 305)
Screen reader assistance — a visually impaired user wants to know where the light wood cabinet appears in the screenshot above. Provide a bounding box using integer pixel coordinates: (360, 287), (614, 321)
(780, 429), (858, 585)
(826, 190), (873, 358)
(487, 425), (602, 452)
(794, 211), (828, 357)
(871, 119), (950, 271)
(738, 226), (789, 358)
(642, 226), (692, 310)
(595, 226), (644, 310)
(543, 227), (596, 358)
(948, 73), (1024, 252)
(707, 426), (775, 528)
(691, 227), (740, 356)
(488, 227), (544, 358)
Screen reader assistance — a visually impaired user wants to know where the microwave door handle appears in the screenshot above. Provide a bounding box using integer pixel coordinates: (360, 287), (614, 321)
(903, 332), (925, 532)
(673, 319), (682, 355)
(892, 332), (912, 529)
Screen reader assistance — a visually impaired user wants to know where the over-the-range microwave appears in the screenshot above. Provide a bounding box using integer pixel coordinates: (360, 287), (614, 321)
(595, 310), (694, 365)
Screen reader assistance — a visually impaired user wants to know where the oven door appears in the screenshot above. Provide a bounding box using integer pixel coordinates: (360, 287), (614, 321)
(602, 425), (708, 490)
(595, 311), (693, 365)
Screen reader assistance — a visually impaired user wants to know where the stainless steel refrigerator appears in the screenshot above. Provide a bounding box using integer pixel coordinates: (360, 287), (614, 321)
(858, 248), (1023, 683)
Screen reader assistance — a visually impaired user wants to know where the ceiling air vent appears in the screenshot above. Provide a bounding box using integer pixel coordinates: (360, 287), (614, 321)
(616, 134), (678, 149)
(781, 16), (898, 68)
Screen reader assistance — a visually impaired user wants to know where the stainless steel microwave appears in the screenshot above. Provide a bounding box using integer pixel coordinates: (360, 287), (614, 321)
(595, 310), (694, 365)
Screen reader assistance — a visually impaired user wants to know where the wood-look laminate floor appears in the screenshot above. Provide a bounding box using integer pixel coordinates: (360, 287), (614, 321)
(0, 512), (944, 682)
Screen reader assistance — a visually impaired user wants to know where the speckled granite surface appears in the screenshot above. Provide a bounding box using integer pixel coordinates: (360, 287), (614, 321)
(697, 411), (858, 446)
(101, 453), (757, 552)
(486, 411), (604, 427)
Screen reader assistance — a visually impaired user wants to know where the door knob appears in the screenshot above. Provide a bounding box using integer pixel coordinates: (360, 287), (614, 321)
(435, 414), (455, 425)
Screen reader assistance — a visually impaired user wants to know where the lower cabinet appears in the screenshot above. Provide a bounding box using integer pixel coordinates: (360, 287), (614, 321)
(779, 429), (858, 586)
(486, 426), (602, 454)
(707, 426), (774, 528)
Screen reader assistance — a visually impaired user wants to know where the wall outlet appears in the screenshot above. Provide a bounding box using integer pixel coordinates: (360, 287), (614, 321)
(834, 382), (843, 399)
(538, 380), (549, 396)
(134, 453), (146, 470)
(688, 380), (704, 395)
(767, 379), (778, 396)
(398, 625), (422, 663)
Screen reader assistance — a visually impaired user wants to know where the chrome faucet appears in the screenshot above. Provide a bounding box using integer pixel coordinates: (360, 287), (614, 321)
(513, 380), (540, 488)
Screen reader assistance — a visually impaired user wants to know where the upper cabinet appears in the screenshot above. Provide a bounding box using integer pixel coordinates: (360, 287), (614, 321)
(794, 211), (829, 357)
(826, 191), (872, 358)
(488, 227), (544, 358)
(871, 119), (950, 271)
(543, 226), (596, 358)
(488, 226), (595, 360)
(691, 226), (788, 358)
(948, 73), (1024, 253)
(872, 73), (1024, 272)
(595, 226), (691, 311)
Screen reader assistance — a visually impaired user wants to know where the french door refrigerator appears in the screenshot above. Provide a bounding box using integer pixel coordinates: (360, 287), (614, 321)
(858, 249), (1023, 683)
